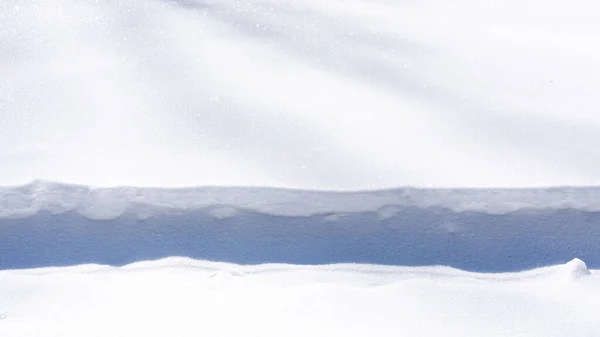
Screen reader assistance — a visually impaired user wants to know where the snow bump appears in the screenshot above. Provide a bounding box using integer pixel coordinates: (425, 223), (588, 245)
(563, 258), (591, 280)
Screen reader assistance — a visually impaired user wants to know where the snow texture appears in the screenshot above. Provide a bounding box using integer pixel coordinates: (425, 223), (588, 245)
(0, 258), (599, 337)
(1, 181), (599, 272)
(1, 0), (600, 189)
(2, 1), (600, 334)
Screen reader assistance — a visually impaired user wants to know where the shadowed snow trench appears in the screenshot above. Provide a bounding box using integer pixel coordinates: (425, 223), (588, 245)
(2, 207), (599, 272)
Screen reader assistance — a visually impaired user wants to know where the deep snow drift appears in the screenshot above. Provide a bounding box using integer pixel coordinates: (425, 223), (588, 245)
(0, 258), (599, 337)
(3, 0), (600, 333)
(1, 181), (600, 271)
(2, 0), (600, 189)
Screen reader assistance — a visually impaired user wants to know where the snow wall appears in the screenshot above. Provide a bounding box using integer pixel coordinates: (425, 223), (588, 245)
(1, 182), (599, 272)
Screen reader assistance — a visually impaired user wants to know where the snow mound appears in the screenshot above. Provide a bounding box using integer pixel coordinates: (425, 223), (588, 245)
(562, 258), (592, 280)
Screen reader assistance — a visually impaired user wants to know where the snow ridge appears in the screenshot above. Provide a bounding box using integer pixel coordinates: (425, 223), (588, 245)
(2, 180), (600, 220)
(1, 257), (598, 337)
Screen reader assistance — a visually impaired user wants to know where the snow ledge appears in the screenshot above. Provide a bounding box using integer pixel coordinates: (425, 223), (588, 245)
(2, 181), (600, 220)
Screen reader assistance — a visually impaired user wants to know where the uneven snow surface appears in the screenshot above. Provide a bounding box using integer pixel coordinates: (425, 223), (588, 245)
(4, 181), (600, 219)
(2, 0), (600, 189)
(0, 258), (599, 337)
(3, 1), (600, 333)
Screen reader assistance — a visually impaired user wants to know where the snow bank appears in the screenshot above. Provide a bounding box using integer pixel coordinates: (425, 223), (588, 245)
(0, 258), (598, 337)
(2, 0), (600, 189)
(1, 182), (599, 272)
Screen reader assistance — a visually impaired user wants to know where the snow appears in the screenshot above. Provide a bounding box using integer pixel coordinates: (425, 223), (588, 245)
(0, 258), (599, 337)
(3, 180), (600, 219)
(2, 0), (600, 189)
(562, 258), (592, 281)
(1, 182), (600, 272)
(2, 0), (600, 334)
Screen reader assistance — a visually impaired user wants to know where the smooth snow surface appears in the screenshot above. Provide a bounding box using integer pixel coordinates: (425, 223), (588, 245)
(2, 182), (600, 272)
(2, 0), (600, 189)
(0, 258), (599, 337)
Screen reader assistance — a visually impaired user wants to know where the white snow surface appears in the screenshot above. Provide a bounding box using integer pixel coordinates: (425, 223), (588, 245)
(2, 180), (600, 219)
(3, 2), (600, 332)
(0, 257), (599, 337)
(2, 0), (600, 189)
